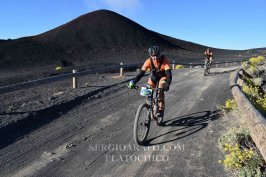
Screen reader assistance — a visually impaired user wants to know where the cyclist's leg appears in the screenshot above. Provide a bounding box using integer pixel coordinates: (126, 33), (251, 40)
(204, 58), (208, 68)
(147, 78), (156, 104)
(147, 77), (156, 88)
(158, 77), (167, 111)
(209, 57), (212, 69)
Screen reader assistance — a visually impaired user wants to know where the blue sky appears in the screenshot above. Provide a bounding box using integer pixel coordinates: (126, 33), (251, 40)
(0, 0), (265, 50)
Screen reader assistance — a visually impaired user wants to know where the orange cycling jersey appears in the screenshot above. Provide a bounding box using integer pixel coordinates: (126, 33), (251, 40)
(141, 56), (171, 87)
(141, 57), (171, 71)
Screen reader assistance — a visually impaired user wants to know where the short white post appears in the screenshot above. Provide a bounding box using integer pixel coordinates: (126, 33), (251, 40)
(172, 61), (175, 70)
(120, 62), (124, 77)
(234, 61), (236, 65)
(226, 61), (228, 66)
(72, 70), (77, 89)
(190, 63), (192, 69)
(216, 63), (218, 68)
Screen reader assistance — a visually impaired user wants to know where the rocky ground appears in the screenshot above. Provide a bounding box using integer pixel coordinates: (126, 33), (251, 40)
(0, 71), (136, 128)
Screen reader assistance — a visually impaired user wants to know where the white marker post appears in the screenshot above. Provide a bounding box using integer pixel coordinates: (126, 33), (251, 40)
(72, 70), (77, 89)
(120, 62), (124, 77)
(172, 61), (175, 70)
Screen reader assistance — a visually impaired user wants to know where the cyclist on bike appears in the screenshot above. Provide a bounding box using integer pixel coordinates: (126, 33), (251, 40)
(128, 46), (172, 119)
(204, 48), (214, 74)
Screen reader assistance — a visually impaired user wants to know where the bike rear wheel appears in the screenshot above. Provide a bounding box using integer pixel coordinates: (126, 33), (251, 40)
(134, 103), (151, 145)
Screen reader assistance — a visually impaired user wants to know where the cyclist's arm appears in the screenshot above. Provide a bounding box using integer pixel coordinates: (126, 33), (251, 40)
(133, 69), (145, 84)
(163, 59), (172, 87)
(165, 69), (172, 87)
(133, 60), (149, 84)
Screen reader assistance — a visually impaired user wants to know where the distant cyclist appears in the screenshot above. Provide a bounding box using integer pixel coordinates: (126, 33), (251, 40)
(128, 46), (172, 119)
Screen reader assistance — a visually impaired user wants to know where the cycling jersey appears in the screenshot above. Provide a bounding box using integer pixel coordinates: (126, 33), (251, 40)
(141, 56), (170, 87)
(141, 56), (171, 71)
(205, 51), (213, 60)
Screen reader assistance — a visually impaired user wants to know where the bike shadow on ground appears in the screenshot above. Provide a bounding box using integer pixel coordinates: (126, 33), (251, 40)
(209, 69), (237, 75)
(0, 112), (27, 116)
(144, 110), (220, 146)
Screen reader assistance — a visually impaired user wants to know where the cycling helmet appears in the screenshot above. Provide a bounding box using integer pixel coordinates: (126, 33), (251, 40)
(148, 46), (160, 56)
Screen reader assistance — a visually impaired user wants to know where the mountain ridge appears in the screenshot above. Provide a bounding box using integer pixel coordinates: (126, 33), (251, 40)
(0, 9), (264, 72)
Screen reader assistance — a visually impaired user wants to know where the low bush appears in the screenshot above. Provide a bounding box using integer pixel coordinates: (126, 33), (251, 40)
(256, 95), (266, 111)
(175, 65), (184, 70)
(218, 127), (266, 177)
(55, 66), (62, 71)
(242, 56), (265, 77)
(249, 56), (265, 66)
(222, 99), (237, 111)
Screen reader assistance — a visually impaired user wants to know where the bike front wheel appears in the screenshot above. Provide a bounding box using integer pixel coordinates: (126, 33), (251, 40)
(204, 67), (207, 76)
(156, 112), (164, 126)
(207, 65), (211, 74)
(133, 103), (151, 145)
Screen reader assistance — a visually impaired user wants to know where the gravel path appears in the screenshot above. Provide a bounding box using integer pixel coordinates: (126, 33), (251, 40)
(0, 67), (238, 177)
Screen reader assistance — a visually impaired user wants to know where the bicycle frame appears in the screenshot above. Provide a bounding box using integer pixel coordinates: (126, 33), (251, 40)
(146, 88), (161, 120)
(204, 58), (212, 75)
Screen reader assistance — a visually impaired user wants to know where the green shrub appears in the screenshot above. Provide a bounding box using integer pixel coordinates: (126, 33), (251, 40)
(175, 65), (184, 70)
(256, 95), (266, 111)
(243, 56), (265, 77)
(242, 85), (260, 99)
(220, 143), (255, 169)
(222, 99), (237, 111)
(242, 83), (266, 112)
(218, 127), (250, 150)
(249, 56), (265, 65)
(55, 66), (62, 71)
(218, 127), (266, 177)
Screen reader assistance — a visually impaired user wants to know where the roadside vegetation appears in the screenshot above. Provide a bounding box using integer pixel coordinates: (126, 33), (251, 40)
(222, 99), (237, 111)
(55, 66), (62, 71)
(241, 56), (266, 114)
(218, 98), (266, 177)
(218, 56), (266, 176)
(218, 124), (265, 177)
(175, 65), (184, 70)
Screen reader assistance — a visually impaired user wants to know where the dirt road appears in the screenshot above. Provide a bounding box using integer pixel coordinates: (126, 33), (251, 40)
(0, 67), (238, 177)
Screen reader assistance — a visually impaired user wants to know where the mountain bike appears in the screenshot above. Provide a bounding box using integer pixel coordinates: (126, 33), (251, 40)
(133, 86), (164, 145)
(204, 58), (212, 76)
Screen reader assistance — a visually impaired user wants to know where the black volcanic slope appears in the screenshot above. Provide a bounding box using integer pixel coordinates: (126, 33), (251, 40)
(0, 9), (263, 72)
